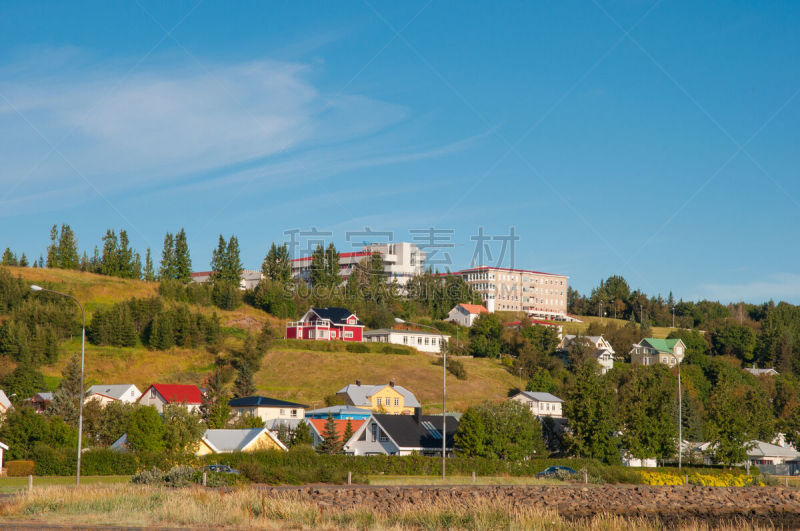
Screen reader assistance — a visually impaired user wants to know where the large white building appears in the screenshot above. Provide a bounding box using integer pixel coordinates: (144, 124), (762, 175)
(290, 242), (425, 286)
(450, 266), (569, 320)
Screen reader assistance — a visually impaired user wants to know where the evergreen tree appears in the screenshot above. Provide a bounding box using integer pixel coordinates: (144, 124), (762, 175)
(101, 229), (119, 276)
(2, 362), (46, 401)
(46, 225), (58, 267)
(38, 255), (44, 268)
(50, 355), (83, 426)
(342, 419), (354, 446)
(56, 224), (79, 269)
(79, 251), (90, 271)
(224, 235), (242, 283)
(127, 406), (166, 452)
(309, 244), (326, 288)
(201, 366), (231, 428)
(262, 243), (291, 283)
(144, 248), (155, 281)
(159, 232), (175, 280)
(325, 243), (340, 287)
(18, 253), (28, 267)
(132, 251), (142, 280)
(318, 415), (342, 454)
(292, 421), (314, 446)
(453, 408), (486, 457)
(210, 235), (227, 280)
(232, 362), (256, 399)
(1, 248), (17, 266)
(174, 228), (192, 283)
(117, 230), (135, 278)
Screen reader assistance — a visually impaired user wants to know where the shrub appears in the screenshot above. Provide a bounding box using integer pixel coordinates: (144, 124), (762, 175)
(345, 344), (369, 353)
(31, 445), (74, 476)
(380, 345), (412, 355)
(82, 448), (138, 475)
(164, 465), (196, 487)
(6, 460), (35, 477)
(131, 467), (165, 485)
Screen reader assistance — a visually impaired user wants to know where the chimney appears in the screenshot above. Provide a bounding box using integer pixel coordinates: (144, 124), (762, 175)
(413, 407), (422, 424)
(389, 380), (395, 387)
(356, 379), (361, 386)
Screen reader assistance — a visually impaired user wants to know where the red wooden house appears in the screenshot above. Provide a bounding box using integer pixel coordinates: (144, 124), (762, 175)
(286, 307), (364, 342)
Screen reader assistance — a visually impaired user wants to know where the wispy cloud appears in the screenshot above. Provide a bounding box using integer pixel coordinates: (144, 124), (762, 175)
(695, 273), (800, 304)
(0, 50), (414, 214)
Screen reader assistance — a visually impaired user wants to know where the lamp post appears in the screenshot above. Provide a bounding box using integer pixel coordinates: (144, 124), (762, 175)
(395, 318), (447, 480)
(671, 352), (683, 469)
(31, 285), (85, 485)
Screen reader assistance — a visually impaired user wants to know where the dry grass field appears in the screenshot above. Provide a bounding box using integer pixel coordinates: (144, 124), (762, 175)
(0, 484), (769, 530)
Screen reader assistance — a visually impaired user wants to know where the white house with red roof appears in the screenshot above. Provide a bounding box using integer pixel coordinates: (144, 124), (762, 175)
(447, 303), (489, 327)
(137, 384), (204, 413)
(286, 307), (365, 342)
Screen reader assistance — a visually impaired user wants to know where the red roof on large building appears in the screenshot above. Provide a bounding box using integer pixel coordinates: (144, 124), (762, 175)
(308, 418), (366, 442)
(145, 384), (204, 404)
(455, 265), (567, 277)
(290, 251), (373, 263)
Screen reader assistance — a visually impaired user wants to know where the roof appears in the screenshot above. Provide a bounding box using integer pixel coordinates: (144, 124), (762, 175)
(373, 414), (459, 450)
(0, 390), (11, 411)
(308, 418), (366, 442)
(306, 405), (373, 416)
(745, 368), (779, 376)
(0, 440), (8, 451)
(455, 265), (568, 278)
(748, 440), (800, 459)
(641, 338), (681, 354)
(145, 384), (204, 404)
(86, 384), (141, 401)
(506, 320), (562, 327)
(309, 307), (364, 326)
(264, 418), (304, 431)
(364, 328), (450, 338)
(337, 383), (421, 408)
(290, 251), (373, 263)
(516, 391), (564, 403)
(228, 396), (309, 409)
(201, 428), (287, 453)
(32, 392), (53, 402)
(456, 303), (488, 315)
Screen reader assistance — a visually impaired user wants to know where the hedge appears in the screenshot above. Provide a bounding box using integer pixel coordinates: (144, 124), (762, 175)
(6, 460), (35, 477)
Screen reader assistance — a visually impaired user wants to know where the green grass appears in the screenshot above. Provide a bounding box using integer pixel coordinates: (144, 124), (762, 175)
(0, 475), (130, 494)
(564, 315), (678, 339)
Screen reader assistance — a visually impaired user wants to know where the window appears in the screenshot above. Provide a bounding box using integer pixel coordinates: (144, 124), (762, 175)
(394, 398), (399, 406)
(291, 409), (297, 418)
(150, 389), (156, 399)
(371, 424), (377, 442)
(380, 430), (389, 442)
(376, 398), (382, 406)
(344, 331), (353, 339)
(280, 409), (286, 415)
(424, 337), (429, 345)
(418, 338), (422, 345)
(403, 336), (408, 344)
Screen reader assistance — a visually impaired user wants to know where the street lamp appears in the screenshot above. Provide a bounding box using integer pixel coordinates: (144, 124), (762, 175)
(395, 317), (448, 480)
(31, 285), (85, 485)
(670, 352), (683, 469)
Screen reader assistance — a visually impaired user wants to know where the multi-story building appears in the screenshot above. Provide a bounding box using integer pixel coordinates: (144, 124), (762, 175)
(290, 242), (425, 286)
(452, 266), (568, 320)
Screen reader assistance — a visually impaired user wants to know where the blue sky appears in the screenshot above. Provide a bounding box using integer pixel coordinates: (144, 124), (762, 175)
(1, 1), (799, 303)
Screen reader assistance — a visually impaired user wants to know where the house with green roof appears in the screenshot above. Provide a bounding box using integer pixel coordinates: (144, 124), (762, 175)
(630, 338), (686, 367)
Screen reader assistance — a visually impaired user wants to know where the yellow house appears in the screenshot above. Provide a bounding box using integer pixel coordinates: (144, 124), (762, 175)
(336, 381), (421, 415)
(195, 428), (287, 456)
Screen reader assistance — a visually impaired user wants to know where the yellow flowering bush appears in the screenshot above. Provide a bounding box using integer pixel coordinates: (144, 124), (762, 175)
(640, 470), (764, 487)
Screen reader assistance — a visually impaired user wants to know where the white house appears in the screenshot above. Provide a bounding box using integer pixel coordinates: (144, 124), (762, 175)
(137, 384), (204, 413)
(0, 390), (11, 415)
(190, 270), (263, 290)
(510, 391), (563, 418)
(362, 328), (450, 354)
(343, 410), (459, 456)
(621, 453), (657, 468)
(745, 367), (779, 377)
(447, 303), (488, 328)
(630, 338), (686, 367)
(227, 396), (308, 423)
(0, 440), (7, 471)
(85, 384), (142, 406)
(559, 335), (615, 374)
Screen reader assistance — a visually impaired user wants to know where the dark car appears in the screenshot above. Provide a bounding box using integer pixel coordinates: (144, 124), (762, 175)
(204, 464), (239, 474)
(536, 466), (578, 479)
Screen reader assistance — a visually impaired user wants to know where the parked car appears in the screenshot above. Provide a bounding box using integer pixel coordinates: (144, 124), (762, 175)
(536, 466), (577, 479)
(204, 464), (239, 475)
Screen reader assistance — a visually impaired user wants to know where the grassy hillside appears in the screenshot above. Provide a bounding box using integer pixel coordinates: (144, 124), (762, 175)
(562, 315), (678, 339)
(3, 267), (519, 412)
